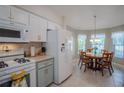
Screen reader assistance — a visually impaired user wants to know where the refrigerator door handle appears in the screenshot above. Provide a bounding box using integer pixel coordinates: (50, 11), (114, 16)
(61, 47), (65, 52)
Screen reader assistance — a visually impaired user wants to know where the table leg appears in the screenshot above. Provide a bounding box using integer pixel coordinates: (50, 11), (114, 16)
(95, 58), (102, 71)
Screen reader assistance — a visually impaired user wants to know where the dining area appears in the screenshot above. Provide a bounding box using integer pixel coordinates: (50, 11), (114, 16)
(78, 48), (114, 76)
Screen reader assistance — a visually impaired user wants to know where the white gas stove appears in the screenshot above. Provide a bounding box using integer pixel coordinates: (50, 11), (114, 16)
(0, 53), (36, 87)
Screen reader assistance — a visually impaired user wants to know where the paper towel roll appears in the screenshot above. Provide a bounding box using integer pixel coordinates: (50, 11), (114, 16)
(30, 46), (35, 57)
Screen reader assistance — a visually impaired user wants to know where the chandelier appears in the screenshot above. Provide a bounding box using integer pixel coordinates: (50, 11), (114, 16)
(90, 15), (100, 44)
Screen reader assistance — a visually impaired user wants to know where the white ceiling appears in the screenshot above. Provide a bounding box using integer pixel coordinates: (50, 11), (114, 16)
(47, 5), (124, 30)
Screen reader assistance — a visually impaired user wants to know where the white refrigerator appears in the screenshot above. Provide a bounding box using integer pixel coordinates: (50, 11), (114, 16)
(46, 28), (73, 84)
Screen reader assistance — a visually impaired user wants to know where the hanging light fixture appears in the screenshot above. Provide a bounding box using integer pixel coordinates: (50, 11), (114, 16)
(90, 15), (100, 43)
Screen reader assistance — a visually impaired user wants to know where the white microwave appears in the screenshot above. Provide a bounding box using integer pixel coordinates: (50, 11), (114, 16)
(0, 24), (29, 42)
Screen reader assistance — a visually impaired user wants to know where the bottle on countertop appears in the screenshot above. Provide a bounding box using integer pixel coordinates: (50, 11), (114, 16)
(30, 46), (36, 57)
(24, 51), (26, 57)
(41, 47), (46, 56)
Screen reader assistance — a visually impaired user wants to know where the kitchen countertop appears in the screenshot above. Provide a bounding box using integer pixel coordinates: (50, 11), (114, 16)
(27, 55), (54, 62)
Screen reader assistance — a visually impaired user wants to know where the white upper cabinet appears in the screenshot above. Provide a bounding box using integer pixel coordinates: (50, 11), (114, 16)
(29, 14), (39, 41)
(0, 6), (48, 42)
(39, 18), (47, 42)
(0, 6), (29, 26)
(29, 14), (47, 42)
(11, 7), (29, 26)
(0, 6), (11, 22)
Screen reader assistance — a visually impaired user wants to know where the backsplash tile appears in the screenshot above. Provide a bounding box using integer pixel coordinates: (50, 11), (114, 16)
(0, 42), (44, 57)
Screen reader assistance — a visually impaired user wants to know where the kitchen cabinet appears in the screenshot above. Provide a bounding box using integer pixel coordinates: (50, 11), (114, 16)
(36, 59), (54, 87)
(40, 18), (47, 42)
(0, 6), (11, 24)
(11, 7), (29, 26)
(0, 6), (29, 26)
(29, 14), (47, 42)
(0, 6), (10, 21)
(0, 6), (47, 42)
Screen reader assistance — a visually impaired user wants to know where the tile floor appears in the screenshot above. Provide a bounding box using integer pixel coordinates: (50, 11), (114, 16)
(50, 59), (124, 87)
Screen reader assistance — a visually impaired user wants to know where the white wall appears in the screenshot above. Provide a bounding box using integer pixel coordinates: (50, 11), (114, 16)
(68, 25), (124, 65)
(16, 5), (63, 25)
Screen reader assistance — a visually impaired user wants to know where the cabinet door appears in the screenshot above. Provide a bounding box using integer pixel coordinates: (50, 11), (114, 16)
(30, 14), (47, 42)
(11, 7), (29, 26)
(45, 65), (54, 85)
(29, 14), (41, 41)
(39, 18), (47, 42)
(38, 65), (53, 87)
(0, 6), (10, 21)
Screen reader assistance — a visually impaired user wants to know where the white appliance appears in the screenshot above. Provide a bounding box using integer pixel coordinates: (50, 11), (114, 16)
(0, 50), (36, 87)
(46, 27), (73, 84)
(0, 23), (29, 42)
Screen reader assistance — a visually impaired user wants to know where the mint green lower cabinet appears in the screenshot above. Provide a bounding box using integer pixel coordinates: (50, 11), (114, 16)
(36, 59), (54, 87)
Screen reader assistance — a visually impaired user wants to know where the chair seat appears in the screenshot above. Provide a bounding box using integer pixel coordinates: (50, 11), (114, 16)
(81, 58), (91, 63)
(97, 60), (110, 66)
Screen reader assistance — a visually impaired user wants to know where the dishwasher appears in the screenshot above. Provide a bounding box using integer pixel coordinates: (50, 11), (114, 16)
(36, 59), (54, 87)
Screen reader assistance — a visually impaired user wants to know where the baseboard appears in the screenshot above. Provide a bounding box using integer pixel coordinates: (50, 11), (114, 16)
(113, 62), (124, 70)
(53, 74), (72, 86)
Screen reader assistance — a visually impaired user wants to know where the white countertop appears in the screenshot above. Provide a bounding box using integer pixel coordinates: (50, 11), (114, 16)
(27, 55), (54, 62)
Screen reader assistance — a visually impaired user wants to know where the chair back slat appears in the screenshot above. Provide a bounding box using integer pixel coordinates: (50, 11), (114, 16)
(80, 51), (87, 59)
(102, 52), (114, 63)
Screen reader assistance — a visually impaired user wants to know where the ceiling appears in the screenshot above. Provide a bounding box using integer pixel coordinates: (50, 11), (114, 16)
(47, 5), (124, 30)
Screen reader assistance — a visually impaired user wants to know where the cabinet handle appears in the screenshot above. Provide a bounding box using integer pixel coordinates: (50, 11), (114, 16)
(25, 30), (28, 32)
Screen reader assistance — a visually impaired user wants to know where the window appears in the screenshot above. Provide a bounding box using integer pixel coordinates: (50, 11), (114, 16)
(78, 34), (87, 52)
(90, 34), (105, 54)
(68, 36), (73, 52)
(112, 32), (124, 58)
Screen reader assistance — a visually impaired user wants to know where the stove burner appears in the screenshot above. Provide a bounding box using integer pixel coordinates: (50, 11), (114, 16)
(0, 61), (8, 68)
(14, 58), (30, 64)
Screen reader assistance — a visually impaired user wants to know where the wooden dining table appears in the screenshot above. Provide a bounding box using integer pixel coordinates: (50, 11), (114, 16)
(86, 52), (103, 71)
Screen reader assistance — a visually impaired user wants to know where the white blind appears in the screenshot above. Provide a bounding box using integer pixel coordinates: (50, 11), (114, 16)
(111, 31), (124, 45)
(78, 34), (87, 51)
(111, 31), (124, 58)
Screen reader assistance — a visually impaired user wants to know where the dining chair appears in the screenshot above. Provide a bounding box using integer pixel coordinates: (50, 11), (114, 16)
(79, 51), (91, 72)
(102, 52), (114, 72)
(78, 50), (83, 66)
(97, 52), (114, 76)
(101, 49), (108, 54)
(109, 52), (114, 72)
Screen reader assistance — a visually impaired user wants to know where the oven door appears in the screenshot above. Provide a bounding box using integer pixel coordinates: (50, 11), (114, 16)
(0, 74), (30, 87)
